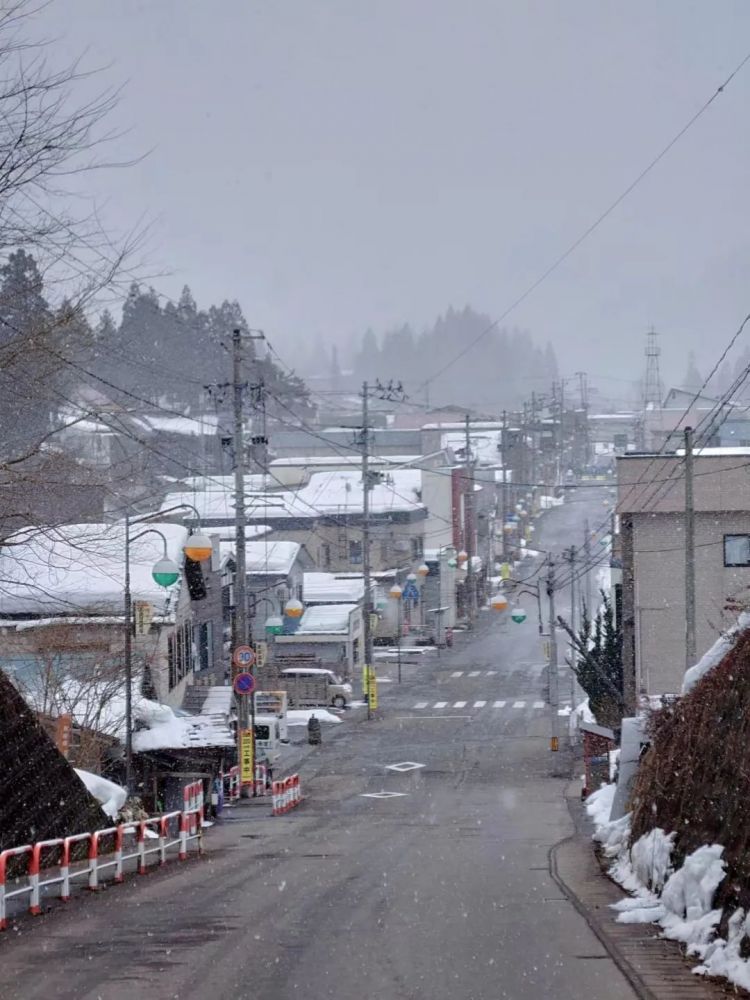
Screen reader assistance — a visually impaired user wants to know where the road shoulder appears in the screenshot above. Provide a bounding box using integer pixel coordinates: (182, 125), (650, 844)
(550, 781), (730, 1000)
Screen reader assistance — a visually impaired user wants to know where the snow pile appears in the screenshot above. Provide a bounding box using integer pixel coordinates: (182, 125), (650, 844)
(587, 787), (745, 988)
(74, 768), (127, 819)
(682, 611), (750, 693)
(286, 709), (341, 726)
(133, 698), (233, 750)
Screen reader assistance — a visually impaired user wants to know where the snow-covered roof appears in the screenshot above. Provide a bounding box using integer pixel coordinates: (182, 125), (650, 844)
(161, 468), (424, 523)
(296, 469), (423, 515)
(220, 539), (301, 575)
(133, 413), (219, 436)
(133, 699), (233, 751)
(0, 522), (188, 615)
(303, 573), (365, 604)
(179, 474), (269, 493)
(294, 603), (358, 634)
(440, 430), (502, 466)
(269, 454), (416, 468)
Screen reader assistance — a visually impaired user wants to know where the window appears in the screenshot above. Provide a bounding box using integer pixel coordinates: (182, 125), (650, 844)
(724, 535), (750, 567)
(411, 536), (424, 559)
(349, 539), (362, 564)
(321, 544), (331, 569)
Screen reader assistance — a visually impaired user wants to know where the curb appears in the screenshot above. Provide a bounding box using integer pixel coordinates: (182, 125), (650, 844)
(550, 784), (728, 1000)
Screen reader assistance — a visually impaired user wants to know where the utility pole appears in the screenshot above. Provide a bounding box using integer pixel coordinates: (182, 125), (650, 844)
(464, 413), (477, 625)
(583, 519), (592, 616)
(123, 512), (133, 792)
(500, 410), (508, 561)
(529, 392), (537, 490)
(684, 426), (696, 668)
(546, 556), (560, 752)
(232, 327), (264, 794)
(361, 381), (374, 721)
(566, 546), (578, 715)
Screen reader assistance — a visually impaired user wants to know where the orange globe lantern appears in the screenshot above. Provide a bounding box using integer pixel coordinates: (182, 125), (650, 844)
(458, 550), (468, 564)
(416, 563), (430, 577)
(284, 598), (304, 618)
(491, 593), (509, 612)
(184, 531), (213, 562)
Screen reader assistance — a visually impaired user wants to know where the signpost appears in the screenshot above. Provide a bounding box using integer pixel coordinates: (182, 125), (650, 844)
(367, 671), (378, 710)
(233, 646), (257, 792)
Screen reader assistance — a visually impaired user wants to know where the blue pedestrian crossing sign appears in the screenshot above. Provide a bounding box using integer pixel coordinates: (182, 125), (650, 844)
(403, 581), (419, 601)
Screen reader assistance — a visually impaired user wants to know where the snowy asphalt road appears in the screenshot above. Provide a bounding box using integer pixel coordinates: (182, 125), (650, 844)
(1, 489), (641, 1000)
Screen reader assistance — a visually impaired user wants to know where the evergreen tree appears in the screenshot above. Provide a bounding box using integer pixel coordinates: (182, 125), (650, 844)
(558, 594), (625, 730)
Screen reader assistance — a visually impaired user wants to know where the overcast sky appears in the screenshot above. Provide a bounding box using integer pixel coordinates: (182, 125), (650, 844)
(38, 1), (750, 395)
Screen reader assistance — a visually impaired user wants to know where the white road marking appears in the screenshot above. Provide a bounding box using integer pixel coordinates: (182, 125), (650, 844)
(533, 701), (545, 709)
(454, 700), (467, 708)
(513, 701), (526, 709)
(414, 702), (429, 709)
(386, 762), (425, 772)
(474, 700), (486, 708)
(493, 700), (506, 708)
(468, 670), (480, 677)
(434, 701), (448, 709)
(486, 671), (497, 676)
(360, 791), (408, 799)
(451, 670), (463, 677)
(396, 715), (472, 721)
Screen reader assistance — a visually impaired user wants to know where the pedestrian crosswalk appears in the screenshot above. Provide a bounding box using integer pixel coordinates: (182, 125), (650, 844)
(449, 670), (502, 678)
(411, 698), (548, 713)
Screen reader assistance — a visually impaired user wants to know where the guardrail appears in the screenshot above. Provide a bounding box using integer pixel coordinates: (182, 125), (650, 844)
(272, 774), (302, 816)
(0, 807), (203, 931)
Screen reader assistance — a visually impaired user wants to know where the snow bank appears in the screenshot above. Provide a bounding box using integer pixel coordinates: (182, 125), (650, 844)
(74, 768), (127, 819)
(286, 709), (341, 726)
(133, 698), (233, 750)
(586, 789), (740, 989)
(681, 613), (750, 693)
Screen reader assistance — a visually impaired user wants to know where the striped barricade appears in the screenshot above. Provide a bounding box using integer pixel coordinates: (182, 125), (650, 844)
(272, 775), (302, 816)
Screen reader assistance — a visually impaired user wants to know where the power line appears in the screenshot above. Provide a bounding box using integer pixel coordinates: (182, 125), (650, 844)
(417, 50), (750, 393)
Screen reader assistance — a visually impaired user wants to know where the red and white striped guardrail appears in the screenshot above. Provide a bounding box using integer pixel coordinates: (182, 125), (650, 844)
(0, 806), (203, 931)
(272, 774), (302, 816)
(226, 766), (241, 802)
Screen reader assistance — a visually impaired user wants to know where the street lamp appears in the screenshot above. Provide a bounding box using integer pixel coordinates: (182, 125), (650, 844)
(124, 523), (180, 794)
(284, 597), (304, 619)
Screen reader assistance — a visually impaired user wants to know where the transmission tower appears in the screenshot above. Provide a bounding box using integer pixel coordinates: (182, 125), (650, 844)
(643, 327), (663, 410)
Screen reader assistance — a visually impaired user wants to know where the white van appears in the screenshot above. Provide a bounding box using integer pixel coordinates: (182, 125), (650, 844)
(253, 713), (281, 763)
(254, 690), (289, 743)
(280, 667), (352, 708)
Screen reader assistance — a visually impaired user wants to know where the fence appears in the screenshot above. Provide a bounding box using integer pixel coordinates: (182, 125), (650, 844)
(0, 806), (203, 931)
(272, 774), (302, 816)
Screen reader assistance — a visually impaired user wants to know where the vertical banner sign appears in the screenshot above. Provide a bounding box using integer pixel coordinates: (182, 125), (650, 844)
(362, 664), (370, 697)
(255, 641), (268, 668)
(368, 672), (378, 710)
(500, 562), (510, 580)
(240, 728), (254, 783)
(133, 600), (153, 635)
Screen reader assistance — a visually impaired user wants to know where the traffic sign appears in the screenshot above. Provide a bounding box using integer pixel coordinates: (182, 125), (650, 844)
(403, 582), (419, 602)
(232, 645), (256, 668)
(233, 672), (256, 696)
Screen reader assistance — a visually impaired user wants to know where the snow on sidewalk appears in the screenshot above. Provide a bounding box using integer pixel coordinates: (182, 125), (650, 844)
(286, 709), (342, 726)
(585, 784), (750, 991)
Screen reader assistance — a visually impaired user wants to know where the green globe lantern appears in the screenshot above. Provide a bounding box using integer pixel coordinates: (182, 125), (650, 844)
(152, 557), (180, 588)
(265, 615), (283, 635)
(510, 606), (527, 624)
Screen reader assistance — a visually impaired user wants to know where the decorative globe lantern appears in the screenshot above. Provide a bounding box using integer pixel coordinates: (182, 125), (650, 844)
(511, 606), (528, 624)
(458, 550), (468, 564)
(416, 563), (430, 577)
(284, 598), (304, 619)
(447, 555), (458, 568)
(503, 522), (515, 533)
(389, 583), (403, 599)
(183, 531), (213, 562)
(490, 593), (508, 612)
(265, 615), (283, 636)
(151, 557), (180, 588)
